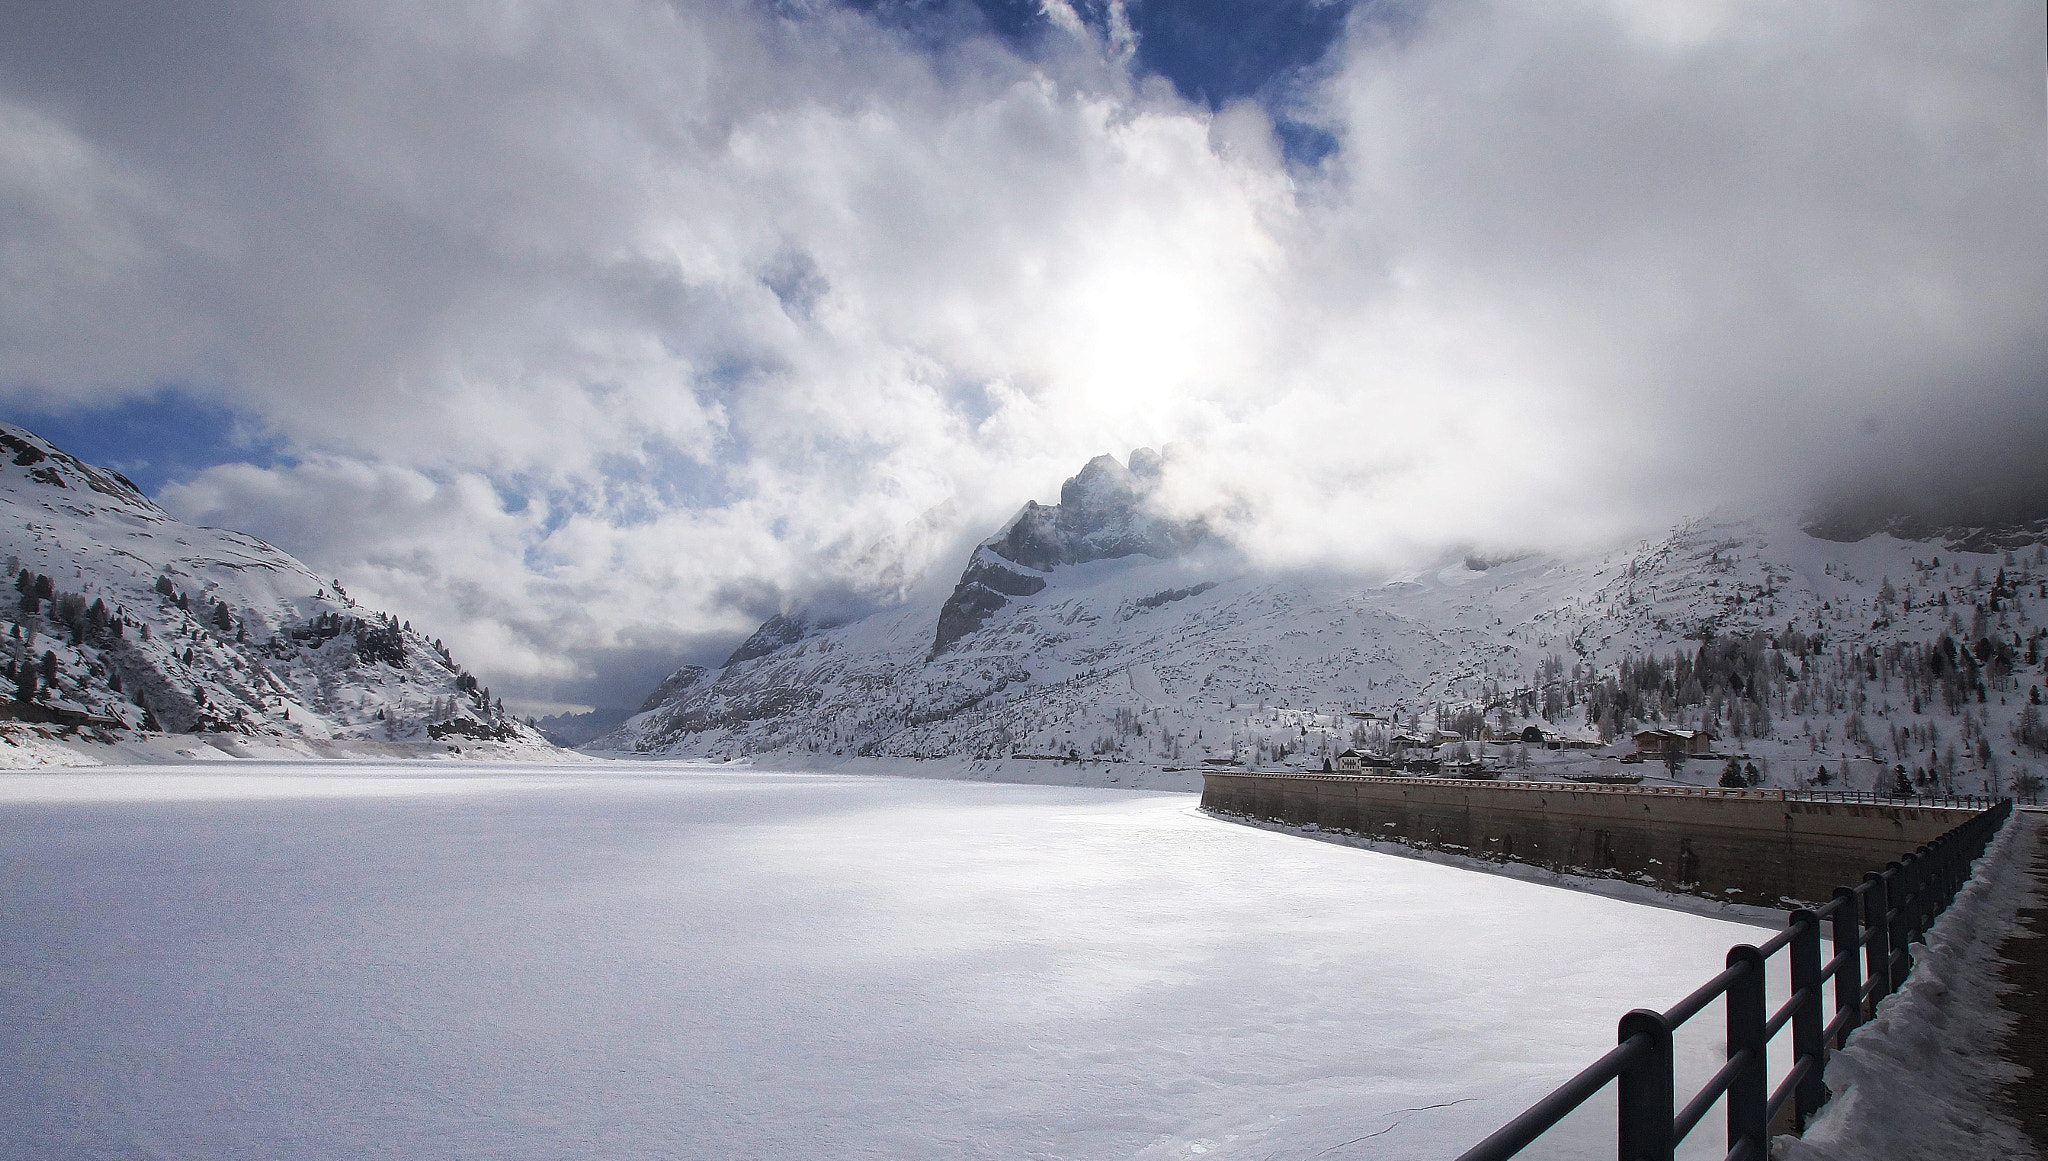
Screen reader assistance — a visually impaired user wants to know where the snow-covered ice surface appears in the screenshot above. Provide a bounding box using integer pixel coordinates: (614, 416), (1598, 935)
(1, 762), (1774, 1160)
(1775, 808), (2040, 1161)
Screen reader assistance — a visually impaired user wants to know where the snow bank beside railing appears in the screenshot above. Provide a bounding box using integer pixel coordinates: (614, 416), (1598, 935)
(1773, 810), (2037, 1161)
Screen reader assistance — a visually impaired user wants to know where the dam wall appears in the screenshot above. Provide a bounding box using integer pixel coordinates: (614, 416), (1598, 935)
(1200, 772), (1978, 905)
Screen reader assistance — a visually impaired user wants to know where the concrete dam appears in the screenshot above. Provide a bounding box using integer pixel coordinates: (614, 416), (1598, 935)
(1200, 771), (1980, 906)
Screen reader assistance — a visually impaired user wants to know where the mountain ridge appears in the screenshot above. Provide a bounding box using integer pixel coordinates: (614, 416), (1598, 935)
(595, 455), (2048, 801)
(0, 420), (555, 758)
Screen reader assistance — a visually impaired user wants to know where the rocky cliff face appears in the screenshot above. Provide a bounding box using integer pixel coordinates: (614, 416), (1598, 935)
(930, 450), (1204, 658)
(984, 449), (1202, 571)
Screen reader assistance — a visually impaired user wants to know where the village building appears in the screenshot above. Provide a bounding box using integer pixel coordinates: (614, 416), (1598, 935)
(1516, 725), (1602, 751)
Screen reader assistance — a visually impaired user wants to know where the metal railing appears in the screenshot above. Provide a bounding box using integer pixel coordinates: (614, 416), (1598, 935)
(1453, 798), (2013, 1161)
(1225, 770), (1999, 812)
(1784, 788), (2004, 809)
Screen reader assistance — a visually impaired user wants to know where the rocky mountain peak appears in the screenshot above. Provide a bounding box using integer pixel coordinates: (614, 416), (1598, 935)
(938, 449), (1206, 657)
(986, 447), (1202, 575)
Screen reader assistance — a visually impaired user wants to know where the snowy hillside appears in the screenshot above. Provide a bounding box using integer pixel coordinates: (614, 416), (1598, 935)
(0, 422), (553, 758)
(598, 452), (2048, 799)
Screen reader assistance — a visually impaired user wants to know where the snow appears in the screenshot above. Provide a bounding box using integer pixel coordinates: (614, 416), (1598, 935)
(601, 494), (2048, 811)
(1774, 808), (2039, 1161)
(0, 726), (592, 770)
(0, 420), (552, 754)
(2, 761), (1772, 1160)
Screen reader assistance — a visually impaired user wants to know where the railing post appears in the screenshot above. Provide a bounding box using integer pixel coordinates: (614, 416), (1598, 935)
(1905, 848), (1930, 943)
(1941, 837), (1961, 906)
(1617, 1009), (1674, 1161)
(1935, 839), (1952, 906)
(1885, 859), (1909, 990)
(1788, 910), (1826, 1126)
(1862, 869), (1891, 1002)
(1726, 945), (1769, 1156)
(1830, 886), (1863, 1047)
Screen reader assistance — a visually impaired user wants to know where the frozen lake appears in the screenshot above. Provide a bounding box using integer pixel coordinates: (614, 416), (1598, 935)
(2, 764), (1767, 1159)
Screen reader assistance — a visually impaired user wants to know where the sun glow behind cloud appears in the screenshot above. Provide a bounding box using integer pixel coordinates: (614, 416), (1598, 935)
(0, 0), (2042, 710)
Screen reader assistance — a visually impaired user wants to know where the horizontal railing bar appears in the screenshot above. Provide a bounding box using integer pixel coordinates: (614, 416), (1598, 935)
(1763, 1055), (1815, 1129)
(1212, 773), (1994, 810)
(1665, 962), (1747, 1026)
(1756, 924), (1800, 957)
(1672, 1050), (1750, 1144)
(1822, 945), (1861, 977)
(1451, 1035), (1652, 1161)
(1822, 1005), (1857, 1045)
(1763, 984), (1816, 1040)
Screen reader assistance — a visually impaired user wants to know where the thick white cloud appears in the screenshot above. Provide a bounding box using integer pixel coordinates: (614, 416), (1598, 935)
(3, 0), (2043, 709)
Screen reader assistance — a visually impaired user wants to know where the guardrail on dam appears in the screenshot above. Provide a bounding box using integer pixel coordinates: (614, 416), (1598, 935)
(1455, 800), (2012, 1161)
(1199, 771), (1979, 905)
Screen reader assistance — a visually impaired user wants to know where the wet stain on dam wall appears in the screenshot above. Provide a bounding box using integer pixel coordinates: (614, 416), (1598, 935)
(1201, 772), (1976, 906)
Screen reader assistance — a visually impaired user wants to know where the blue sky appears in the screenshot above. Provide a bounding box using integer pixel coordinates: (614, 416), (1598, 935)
(10, 388), (287, 496)
(856, 0), (1363, 160)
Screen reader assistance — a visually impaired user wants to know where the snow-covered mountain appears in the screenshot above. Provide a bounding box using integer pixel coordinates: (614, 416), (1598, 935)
(597, 450), (2048, 798)
(0, 421), (553, 756)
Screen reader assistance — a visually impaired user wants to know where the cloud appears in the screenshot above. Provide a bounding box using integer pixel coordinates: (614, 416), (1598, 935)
(2, 0), (2042, 708)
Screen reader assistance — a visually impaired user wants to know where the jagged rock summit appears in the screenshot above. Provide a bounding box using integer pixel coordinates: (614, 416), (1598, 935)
(0, 420), (553, 755)
(986, 449), (1201, 572)
(932, 449), (1204, 658)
